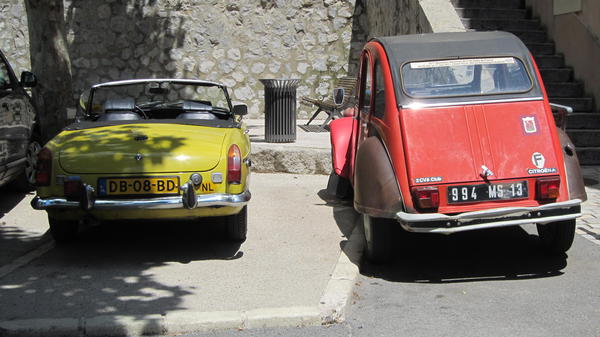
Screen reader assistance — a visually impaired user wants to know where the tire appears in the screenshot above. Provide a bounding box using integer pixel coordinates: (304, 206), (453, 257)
(536, 219), (576, 254)
(227, 206), (247, 242)
(48, 217), (79, 244)
(9, 135), (42, 192)
(363, 214), (393, 263)
(326, 171), (352, 200)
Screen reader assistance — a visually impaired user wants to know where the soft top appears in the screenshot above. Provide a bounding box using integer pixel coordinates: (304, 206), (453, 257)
(373, 31), (543, 106)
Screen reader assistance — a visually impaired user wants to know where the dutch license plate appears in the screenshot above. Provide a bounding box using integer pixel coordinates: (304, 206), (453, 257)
(447, 181), (528, 204)
(98, 176), (180, 196)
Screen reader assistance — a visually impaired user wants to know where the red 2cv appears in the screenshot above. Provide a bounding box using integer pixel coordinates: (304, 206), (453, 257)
(328, 32), (586, 262)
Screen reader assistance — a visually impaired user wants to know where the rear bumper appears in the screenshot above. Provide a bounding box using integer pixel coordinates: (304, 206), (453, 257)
(32, 189), (251, 211)
(396, 199), (582, 234)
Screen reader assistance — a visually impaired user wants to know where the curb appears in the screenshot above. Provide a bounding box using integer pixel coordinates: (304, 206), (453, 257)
(0, 222), (365, 336)
(251, 145), (331, 175)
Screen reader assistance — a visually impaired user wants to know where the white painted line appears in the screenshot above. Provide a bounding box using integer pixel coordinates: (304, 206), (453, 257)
(0, 241), (54, 279)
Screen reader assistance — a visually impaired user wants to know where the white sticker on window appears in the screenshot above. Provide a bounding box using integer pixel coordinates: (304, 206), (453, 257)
(410, 57), (516, 69)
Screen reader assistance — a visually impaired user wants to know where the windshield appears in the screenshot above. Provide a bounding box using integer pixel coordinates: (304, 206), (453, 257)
(87, 81), (232, 120)
(401, 57), (532, 98)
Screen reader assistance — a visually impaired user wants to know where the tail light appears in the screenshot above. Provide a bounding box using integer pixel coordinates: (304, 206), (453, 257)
(35, 148), (52, 186)
(411, 186), (440, 211)
(64, 178), (83, 201)
(536, 177), (560, 201)
(227, 144), (242, 184)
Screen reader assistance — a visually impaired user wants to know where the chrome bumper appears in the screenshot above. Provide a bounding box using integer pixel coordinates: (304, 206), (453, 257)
(396, 199), (582, 234)
(32, 189), (251, 211)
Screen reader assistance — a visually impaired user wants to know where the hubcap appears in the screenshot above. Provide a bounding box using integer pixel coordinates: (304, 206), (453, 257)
(24, 140), (42, 185)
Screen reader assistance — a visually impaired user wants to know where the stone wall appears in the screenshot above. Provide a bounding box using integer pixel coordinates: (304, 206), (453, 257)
(0, 1), (31, 75)
(1, 0), (358, 118)
(0, 0), (463, 119)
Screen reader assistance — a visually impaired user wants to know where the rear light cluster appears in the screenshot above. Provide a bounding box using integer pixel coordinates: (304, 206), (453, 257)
(64, 178), (84, 200)
(227, 144), (242, 184)
(35, 148), (52, 186)
(411, 186), (439, 211)
(536, 177), (560, 201)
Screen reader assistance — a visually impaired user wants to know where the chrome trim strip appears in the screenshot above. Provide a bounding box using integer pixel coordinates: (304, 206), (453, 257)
(401, 96), (544, 109)
(92, 78), (224, 89)
(395, 199), (582, 234)
(31, 190), (251, 210)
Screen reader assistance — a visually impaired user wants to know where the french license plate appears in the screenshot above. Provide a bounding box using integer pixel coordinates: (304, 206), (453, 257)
(447, 181), (528, 204)
(98, 176), (180, 196)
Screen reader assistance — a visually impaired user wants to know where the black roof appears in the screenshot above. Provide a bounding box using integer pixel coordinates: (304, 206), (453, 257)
(373, 31), (543, 106)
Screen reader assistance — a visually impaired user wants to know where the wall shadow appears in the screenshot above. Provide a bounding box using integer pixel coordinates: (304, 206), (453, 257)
(346, 0), (368, 76)
(65, 0), (187, 98)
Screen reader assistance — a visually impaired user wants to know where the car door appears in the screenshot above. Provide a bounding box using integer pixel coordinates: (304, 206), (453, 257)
(0, 52), (32, 183)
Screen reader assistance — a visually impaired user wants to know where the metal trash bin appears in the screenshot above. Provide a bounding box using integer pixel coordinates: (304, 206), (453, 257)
(260, 79), (300, 143)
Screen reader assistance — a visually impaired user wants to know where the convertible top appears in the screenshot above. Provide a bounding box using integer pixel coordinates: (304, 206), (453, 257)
(374, 31), (543, 106)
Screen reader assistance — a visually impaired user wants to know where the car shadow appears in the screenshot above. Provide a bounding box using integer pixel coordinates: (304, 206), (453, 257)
(61, 217), (244, 265)
(316, 188), (568, 284)
(362, 225), (568, 284)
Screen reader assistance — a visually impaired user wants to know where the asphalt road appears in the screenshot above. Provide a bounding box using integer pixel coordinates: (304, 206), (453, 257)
(176, 225), (600, 337)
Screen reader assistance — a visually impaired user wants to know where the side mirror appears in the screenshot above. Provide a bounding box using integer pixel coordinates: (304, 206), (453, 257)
(20, 71), (37, 88)
(232, 104), (248, 116)
(333, 87), (344, 105)
(79, 89), (91, 113)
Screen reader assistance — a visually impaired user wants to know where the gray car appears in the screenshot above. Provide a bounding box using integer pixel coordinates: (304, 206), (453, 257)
(0, 49), (39, 190)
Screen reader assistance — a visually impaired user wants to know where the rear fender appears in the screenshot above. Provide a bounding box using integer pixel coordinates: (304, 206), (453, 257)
(330, 117), (354, 178)
(354, 136), (404, 218)
(557, 128), (587, 201)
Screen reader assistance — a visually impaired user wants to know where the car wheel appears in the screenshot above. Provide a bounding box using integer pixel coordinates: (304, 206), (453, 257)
(227, 206), (247, 242)
(363, 214), (393, 263)
(536, 219), (576, 254)
(48, 217), (79, 244)
(326, 171), (352, 200)
(10, 135), (42, 192)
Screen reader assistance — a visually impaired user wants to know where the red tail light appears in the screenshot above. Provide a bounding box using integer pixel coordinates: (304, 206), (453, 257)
(227, 144), (242, 184)
(536, 177), (560, 201)
(64, 178), (83, 200)
(411, 186), (440, 211)
(35, 148), (52, 186)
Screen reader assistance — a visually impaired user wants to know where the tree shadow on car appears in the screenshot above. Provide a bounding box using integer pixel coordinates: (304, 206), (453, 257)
(361, 225), (568, 284)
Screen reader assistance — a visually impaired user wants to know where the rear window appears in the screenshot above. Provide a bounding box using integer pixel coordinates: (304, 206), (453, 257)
(401, 57), (532, 98)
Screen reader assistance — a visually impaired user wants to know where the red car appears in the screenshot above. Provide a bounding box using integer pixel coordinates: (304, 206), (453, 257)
(328, 32), (586, 262)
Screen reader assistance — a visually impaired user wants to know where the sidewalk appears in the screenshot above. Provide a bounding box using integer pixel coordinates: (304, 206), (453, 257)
(247, 119), (332, 175)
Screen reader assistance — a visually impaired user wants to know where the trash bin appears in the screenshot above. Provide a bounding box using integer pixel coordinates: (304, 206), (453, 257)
(260, 79), (300, 143)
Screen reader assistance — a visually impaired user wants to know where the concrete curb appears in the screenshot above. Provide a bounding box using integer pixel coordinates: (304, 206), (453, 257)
(251, 145), (331, 175)
(0, 225), (365, 336)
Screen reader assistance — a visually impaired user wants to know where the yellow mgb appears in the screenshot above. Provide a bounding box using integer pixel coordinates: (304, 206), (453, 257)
(32, 79), (251, 243)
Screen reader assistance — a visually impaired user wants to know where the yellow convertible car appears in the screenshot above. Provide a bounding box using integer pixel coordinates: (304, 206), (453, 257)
(31, 79), (251, 243)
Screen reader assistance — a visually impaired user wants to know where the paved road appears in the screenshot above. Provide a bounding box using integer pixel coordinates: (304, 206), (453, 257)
(176, 220), (600, 337)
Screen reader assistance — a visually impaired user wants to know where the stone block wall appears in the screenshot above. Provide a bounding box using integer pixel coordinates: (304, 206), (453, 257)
(1, 0), (359, 118)
(0, 1), (31, 75)
(0, 0), (462, 119)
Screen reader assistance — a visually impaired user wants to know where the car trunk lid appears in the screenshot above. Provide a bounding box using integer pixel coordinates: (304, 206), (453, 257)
(401, 100), (560, 186)
(57, 123), (226, 174)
